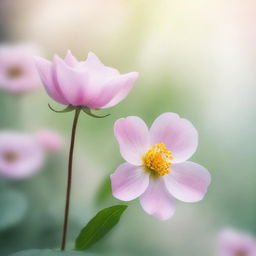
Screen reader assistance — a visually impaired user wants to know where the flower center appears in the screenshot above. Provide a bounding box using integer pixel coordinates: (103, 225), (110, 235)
(235, 250), (248, 256)
(3, 151), (18, 163)
(6, 66), (24, 79)
(143, 143), (173, 176)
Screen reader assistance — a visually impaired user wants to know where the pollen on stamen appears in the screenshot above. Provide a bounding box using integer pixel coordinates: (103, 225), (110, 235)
(143, 142), (173, 176)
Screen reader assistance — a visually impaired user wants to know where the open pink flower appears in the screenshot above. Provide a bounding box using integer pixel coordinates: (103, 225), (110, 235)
(0, 131), (44, 178)
(35, 129), (64, 152)
(0, 43), (41, 93)
(219, 229), (256, 256)
(34, 50), (139, 109)
(110, 113), (211, 220)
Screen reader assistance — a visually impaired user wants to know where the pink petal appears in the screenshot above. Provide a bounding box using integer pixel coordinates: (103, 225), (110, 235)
(110, 162), (149, 201)
(84, 52), (103, 67)
(54, 54), (109, 108)
(75, 52), (124, 108)
(54, 56), (89, 106)
(164, 161), (211, 203)
(114, 116), (150, 165)
(88, 72), (138, 109)
(83, 52), (119, 76)
(64, 50), (79, 67)
(149, 113), (198, 163)
(101, 72), (139, 108)
(34, 57), (68, 104)
(139, 178), (176, 220)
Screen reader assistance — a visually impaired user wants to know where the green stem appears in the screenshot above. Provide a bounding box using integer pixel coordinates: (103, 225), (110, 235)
(61, 107), (81, 251)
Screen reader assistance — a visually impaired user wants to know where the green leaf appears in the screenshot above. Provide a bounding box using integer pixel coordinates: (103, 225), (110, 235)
(9, 249), (94, 256)
(0, 187), (27, 231)
(75, 205), (128, 251)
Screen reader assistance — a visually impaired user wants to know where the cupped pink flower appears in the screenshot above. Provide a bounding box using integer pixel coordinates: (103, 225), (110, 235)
(110, 113), (211, 220)
(0, 43), (41, 93)
(35, 129), (64, 152)
(34, 50), (139, 109)
(0, 131), (44, 178)
(218, 229), (256, 256)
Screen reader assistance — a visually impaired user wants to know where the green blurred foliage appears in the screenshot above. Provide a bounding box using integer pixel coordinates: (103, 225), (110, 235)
(0, 187), (27, 231)
(10, 249), (95, 256)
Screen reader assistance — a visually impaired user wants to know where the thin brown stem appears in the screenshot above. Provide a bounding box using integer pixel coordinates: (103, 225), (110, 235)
(61, 107), (81, 251)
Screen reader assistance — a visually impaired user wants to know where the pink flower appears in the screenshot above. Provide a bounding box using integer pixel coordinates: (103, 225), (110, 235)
(219, 229), (256, 256)
(0, 131), (44, 178)
(110, 113), (211, 220)
(35, 129), (64, 152)
(0, 43), (41, 93)
(34, 50), (139, 109)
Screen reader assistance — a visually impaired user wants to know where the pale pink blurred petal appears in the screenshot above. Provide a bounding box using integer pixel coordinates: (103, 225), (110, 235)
(139, 178), (176, 220)
(110, 162), (149, 201)
(0, 131), (44, 179)
(219, 229), (256, 256)
(0, 43), (41, 94)
(64, 50), (79, 67)
(114, 116), (150, 165)
(149, 113), (198, 163)
(36, 129), (64, 152)
(164, 161), (211, 203)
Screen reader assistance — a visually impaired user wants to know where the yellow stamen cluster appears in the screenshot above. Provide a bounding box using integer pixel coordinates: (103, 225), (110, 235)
(143, 143), (173, 176)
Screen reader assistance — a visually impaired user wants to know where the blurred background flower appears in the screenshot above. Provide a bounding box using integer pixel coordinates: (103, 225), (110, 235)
(0, 131), (44, 179)
(0, 43), (41, 94)
(218, 228), (256, 256)
(0, 0), (255, 256)
(0, 130), (63, 178)
(35, 129), (64, 153)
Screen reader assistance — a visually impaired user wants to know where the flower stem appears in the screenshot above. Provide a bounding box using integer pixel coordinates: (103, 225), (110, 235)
(61, 107), (81, 251)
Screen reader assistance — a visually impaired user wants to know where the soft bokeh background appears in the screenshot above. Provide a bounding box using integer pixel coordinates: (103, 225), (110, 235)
(0, 0), (256, 255)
